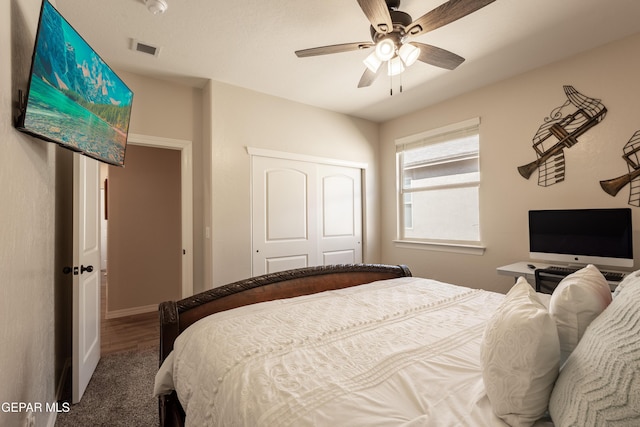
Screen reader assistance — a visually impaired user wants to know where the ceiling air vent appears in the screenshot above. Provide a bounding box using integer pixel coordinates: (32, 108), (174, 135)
(131, 39), (161, 57)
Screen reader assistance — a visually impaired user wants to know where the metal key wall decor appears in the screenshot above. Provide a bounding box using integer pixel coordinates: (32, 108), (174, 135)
(517, 85), (607, 186)
(600, 130), (640, 206)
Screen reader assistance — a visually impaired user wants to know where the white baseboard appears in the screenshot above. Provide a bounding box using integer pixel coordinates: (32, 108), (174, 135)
(105, 303), (157, 319)
(46, 411), (57, 427)
(45, 357), (71, 427)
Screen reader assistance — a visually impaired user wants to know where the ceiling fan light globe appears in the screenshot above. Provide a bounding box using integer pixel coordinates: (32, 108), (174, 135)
(375, 38), (396, 61)
(387, 56), (405, 76)
(399, 43), (420, 67)
(363, 51), (382, 73)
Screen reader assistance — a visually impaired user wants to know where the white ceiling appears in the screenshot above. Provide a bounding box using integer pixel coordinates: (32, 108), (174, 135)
(54, 0), (640, 123)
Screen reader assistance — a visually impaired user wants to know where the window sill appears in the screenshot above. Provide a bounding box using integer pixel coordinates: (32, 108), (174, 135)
(393, 240), (486, 256)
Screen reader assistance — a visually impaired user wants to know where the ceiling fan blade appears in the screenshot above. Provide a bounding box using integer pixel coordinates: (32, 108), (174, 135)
(406, 0), (496, 37)
(356, 0), (393, 34)
(412, 42), (465, 70)
(295, 42), (374, 58)
(357, 66), (383, 88)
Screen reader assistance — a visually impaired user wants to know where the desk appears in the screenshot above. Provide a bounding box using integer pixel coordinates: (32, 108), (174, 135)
(497, 261), (625, 291)
(497, 261), (553, 284)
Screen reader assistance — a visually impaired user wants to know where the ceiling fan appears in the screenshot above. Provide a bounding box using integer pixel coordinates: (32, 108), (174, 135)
(295, 0), (496, 89)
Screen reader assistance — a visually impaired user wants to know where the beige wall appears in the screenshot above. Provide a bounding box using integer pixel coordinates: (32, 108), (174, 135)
(1, 0), (57, 425)
(103, 73), (380, 295)
(380, 33), (640, 293)
(107, 145), (182, 312)
(206, 81), (381, 287)
(111, 71), (207, 294)
(3, 3), (638, 424)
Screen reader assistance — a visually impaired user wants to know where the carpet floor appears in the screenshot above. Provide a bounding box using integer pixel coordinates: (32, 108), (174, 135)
(55, 348), (159, 426)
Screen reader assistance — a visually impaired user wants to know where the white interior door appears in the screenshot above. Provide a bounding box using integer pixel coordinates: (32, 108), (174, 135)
(319, 166), (362, 265)
(72, 154), (101, 403)
(252, 155), (362, 275)
(252, 157), (317, 274)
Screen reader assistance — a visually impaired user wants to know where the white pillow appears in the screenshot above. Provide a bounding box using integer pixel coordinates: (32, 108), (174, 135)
(549, 273), (640, 426)
(481, 277), (560, 427)
(548, 264), (611, 365)
(612, 269), (640, 298)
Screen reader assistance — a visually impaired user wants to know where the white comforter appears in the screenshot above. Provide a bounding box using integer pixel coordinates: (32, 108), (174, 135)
(155, 277), (514, 426)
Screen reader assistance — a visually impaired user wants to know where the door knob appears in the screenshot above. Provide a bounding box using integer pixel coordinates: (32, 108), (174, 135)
(81, 265), (94, 274)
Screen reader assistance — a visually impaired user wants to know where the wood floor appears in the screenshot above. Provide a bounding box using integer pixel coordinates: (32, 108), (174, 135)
(101, 272), (159, 355)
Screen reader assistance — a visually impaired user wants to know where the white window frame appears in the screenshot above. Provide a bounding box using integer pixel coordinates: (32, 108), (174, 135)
(394, 118), (485, 255)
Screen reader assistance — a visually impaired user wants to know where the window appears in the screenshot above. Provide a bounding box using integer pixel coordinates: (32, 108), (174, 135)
(396, 118), (481, 247)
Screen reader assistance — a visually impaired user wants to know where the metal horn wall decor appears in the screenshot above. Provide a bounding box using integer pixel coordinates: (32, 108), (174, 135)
(600, 130), (640, 206)
(517, 85), (607, 186)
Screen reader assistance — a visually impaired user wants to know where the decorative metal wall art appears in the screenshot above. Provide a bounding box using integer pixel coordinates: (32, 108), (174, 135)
(517, 85), (607, 186)
(600, 130), (640, 206)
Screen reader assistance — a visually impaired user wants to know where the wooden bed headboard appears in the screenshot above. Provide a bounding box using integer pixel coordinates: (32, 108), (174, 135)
(157, 263), (412, 427)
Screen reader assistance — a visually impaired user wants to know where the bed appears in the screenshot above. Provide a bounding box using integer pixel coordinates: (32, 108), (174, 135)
(155, 263), (640, 427)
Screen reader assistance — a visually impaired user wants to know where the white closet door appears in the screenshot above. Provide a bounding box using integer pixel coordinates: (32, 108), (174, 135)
(318, 165), (362, 265)
(252, 156), (317, 274)
(252, 155), (362, 276)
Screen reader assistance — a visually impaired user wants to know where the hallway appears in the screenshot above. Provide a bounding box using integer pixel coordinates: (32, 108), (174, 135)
(101, 272), (158, 355)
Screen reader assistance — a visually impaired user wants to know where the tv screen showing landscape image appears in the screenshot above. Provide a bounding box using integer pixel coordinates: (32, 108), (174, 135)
(16, 0), (133, 166)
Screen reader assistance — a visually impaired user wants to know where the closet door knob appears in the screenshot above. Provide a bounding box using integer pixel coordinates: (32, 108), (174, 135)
(81, 265), (94, 274)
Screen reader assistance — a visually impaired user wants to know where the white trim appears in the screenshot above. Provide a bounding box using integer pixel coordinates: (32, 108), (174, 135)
(246, 147), (368, 170)
(395, 117), (480, 146)
(393, 240), (486, 255)
(127, 133), (194, 298)
(46, 411), (58, 427)
(47, 357), (71, 427)
(402, 181), (480, 193)
(395, 118), (482, 245)
(105, 303), (158, 319)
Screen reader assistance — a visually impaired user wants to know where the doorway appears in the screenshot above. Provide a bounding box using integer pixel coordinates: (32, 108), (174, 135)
(102, 134), (193, 320)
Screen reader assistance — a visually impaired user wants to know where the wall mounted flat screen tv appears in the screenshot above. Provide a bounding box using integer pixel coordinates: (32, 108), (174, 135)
(15, 0), (133, 167)
(529, 208), (634, 268)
